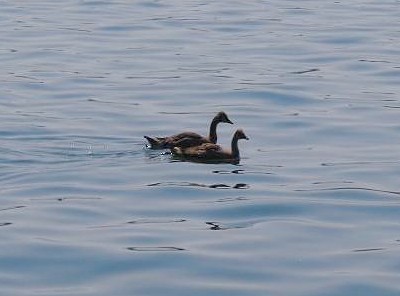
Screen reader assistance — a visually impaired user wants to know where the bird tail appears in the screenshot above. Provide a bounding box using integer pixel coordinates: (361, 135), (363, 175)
(144, 136), (164, 149)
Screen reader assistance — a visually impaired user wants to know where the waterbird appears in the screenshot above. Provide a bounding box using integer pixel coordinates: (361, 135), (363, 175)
(144, 111), (233, 149)
(171, 129), (249, 163)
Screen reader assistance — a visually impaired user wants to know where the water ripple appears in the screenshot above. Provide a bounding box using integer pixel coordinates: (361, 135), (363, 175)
(147, 181), (250, 190)
(127, 246), (186, 252)
(296, 187), (400, 197)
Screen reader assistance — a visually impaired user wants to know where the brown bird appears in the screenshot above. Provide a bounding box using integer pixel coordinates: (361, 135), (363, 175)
(171, 129), (249, 163)
(144, 111), (233, 149)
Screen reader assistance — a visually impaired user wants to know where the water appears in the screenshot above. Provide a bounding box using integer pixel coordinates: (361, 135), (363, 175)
(1, 0), (400, 295)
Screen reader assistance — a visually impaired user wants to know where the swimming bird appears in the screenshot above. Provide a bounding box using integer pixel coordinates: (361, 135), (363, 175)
(144, 111), (233, 149)
(171, 129), (249, 163)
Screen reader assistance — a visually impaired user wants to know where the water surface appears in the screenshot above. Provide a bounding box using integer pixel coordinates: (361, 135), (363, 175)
(1, 1), (400, 295)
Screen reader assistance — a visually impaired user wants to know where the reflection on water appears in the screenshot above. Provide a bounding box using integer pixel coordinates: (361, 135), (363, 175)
(147, 181), (250, 190)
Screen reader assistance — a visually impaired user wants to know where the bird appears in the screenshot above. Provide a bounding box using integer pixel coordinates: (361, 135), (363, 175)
(144, 111), (233, 149)
(171, 129), (249, 163)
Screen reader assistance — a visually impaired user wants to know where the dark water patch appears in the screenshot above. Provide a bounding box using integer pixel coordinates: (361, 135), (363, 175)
(290, 68), (320, 74)
(0, 206), (26, 212)
(383, 105), (400, 109)
(205, 221), (254, 231)
(213, 169), (245, 174)
(352, 248), (386, 253)
(362, 91), (396, 96)
(81, 75), (108, 79)
(359, 59), (392, 64)
(171, 156), (242, 165)
(127, 246), (185, 252)
(232, 183), (249, 189)
(0, 48), (18, 53)
(127, 218), (187, 225)
(207, 183), (231, 189)
(206, 221), (224, 230)
(296, 187), (400, 197)
(213, 169), (274, 175)
(312, 181), (354, 185)
(0, 222), (12, 227)
(147, 181), (249, 190)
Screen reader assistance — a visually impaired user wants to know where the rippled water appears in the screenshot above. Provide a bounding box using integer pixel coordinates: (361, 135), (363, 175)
(1, 1), (400, 295)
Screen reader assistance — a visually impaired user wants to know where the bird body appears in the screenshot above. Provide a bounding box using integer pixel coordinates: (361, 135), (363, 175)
(172, 129), (249, 163)
(144, 111), (233, 149)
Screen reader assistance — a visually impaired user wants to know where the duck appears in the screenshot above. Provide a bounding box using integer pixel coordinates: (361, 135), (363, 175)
(171, 129), (249, 163)
(144, 111), (233, 149)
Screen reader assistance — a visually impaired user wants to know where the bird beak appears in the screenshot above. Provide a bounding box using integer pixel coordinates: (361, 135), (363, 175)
(226, 118), (233, 124)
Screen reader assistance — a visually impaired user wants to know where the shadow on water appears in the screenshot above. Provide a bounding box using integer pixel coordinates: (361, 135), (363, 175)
(171, 154), (242, 165)
(144, 146), (246, 165)
(145, 149), (243, 165)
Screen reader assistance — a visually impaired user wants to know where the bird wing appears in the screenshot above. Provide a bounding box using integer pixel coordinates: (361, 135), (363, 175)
(168, 132), (209, 148)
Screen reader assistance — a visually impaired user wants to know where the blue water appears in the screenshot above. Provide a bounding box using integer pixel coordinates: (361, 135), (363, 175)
(1, 1), (400, 295)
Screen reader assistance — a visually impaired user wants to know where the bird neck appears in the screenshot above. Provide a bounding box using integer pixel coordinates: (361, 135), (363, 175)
(208, 117), (219, 143)
(231, 134), (240, 159)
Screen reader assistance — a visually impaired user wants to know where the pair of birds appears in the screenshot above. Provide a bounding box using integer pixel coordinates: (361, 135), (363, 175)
(144, 112), (249, 163)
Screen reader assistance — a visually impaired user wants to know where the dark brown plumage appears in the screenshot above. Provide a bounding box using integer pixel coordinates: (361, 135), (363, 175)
(144, 111), (233, 149)
(171, 129), (249, 163)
